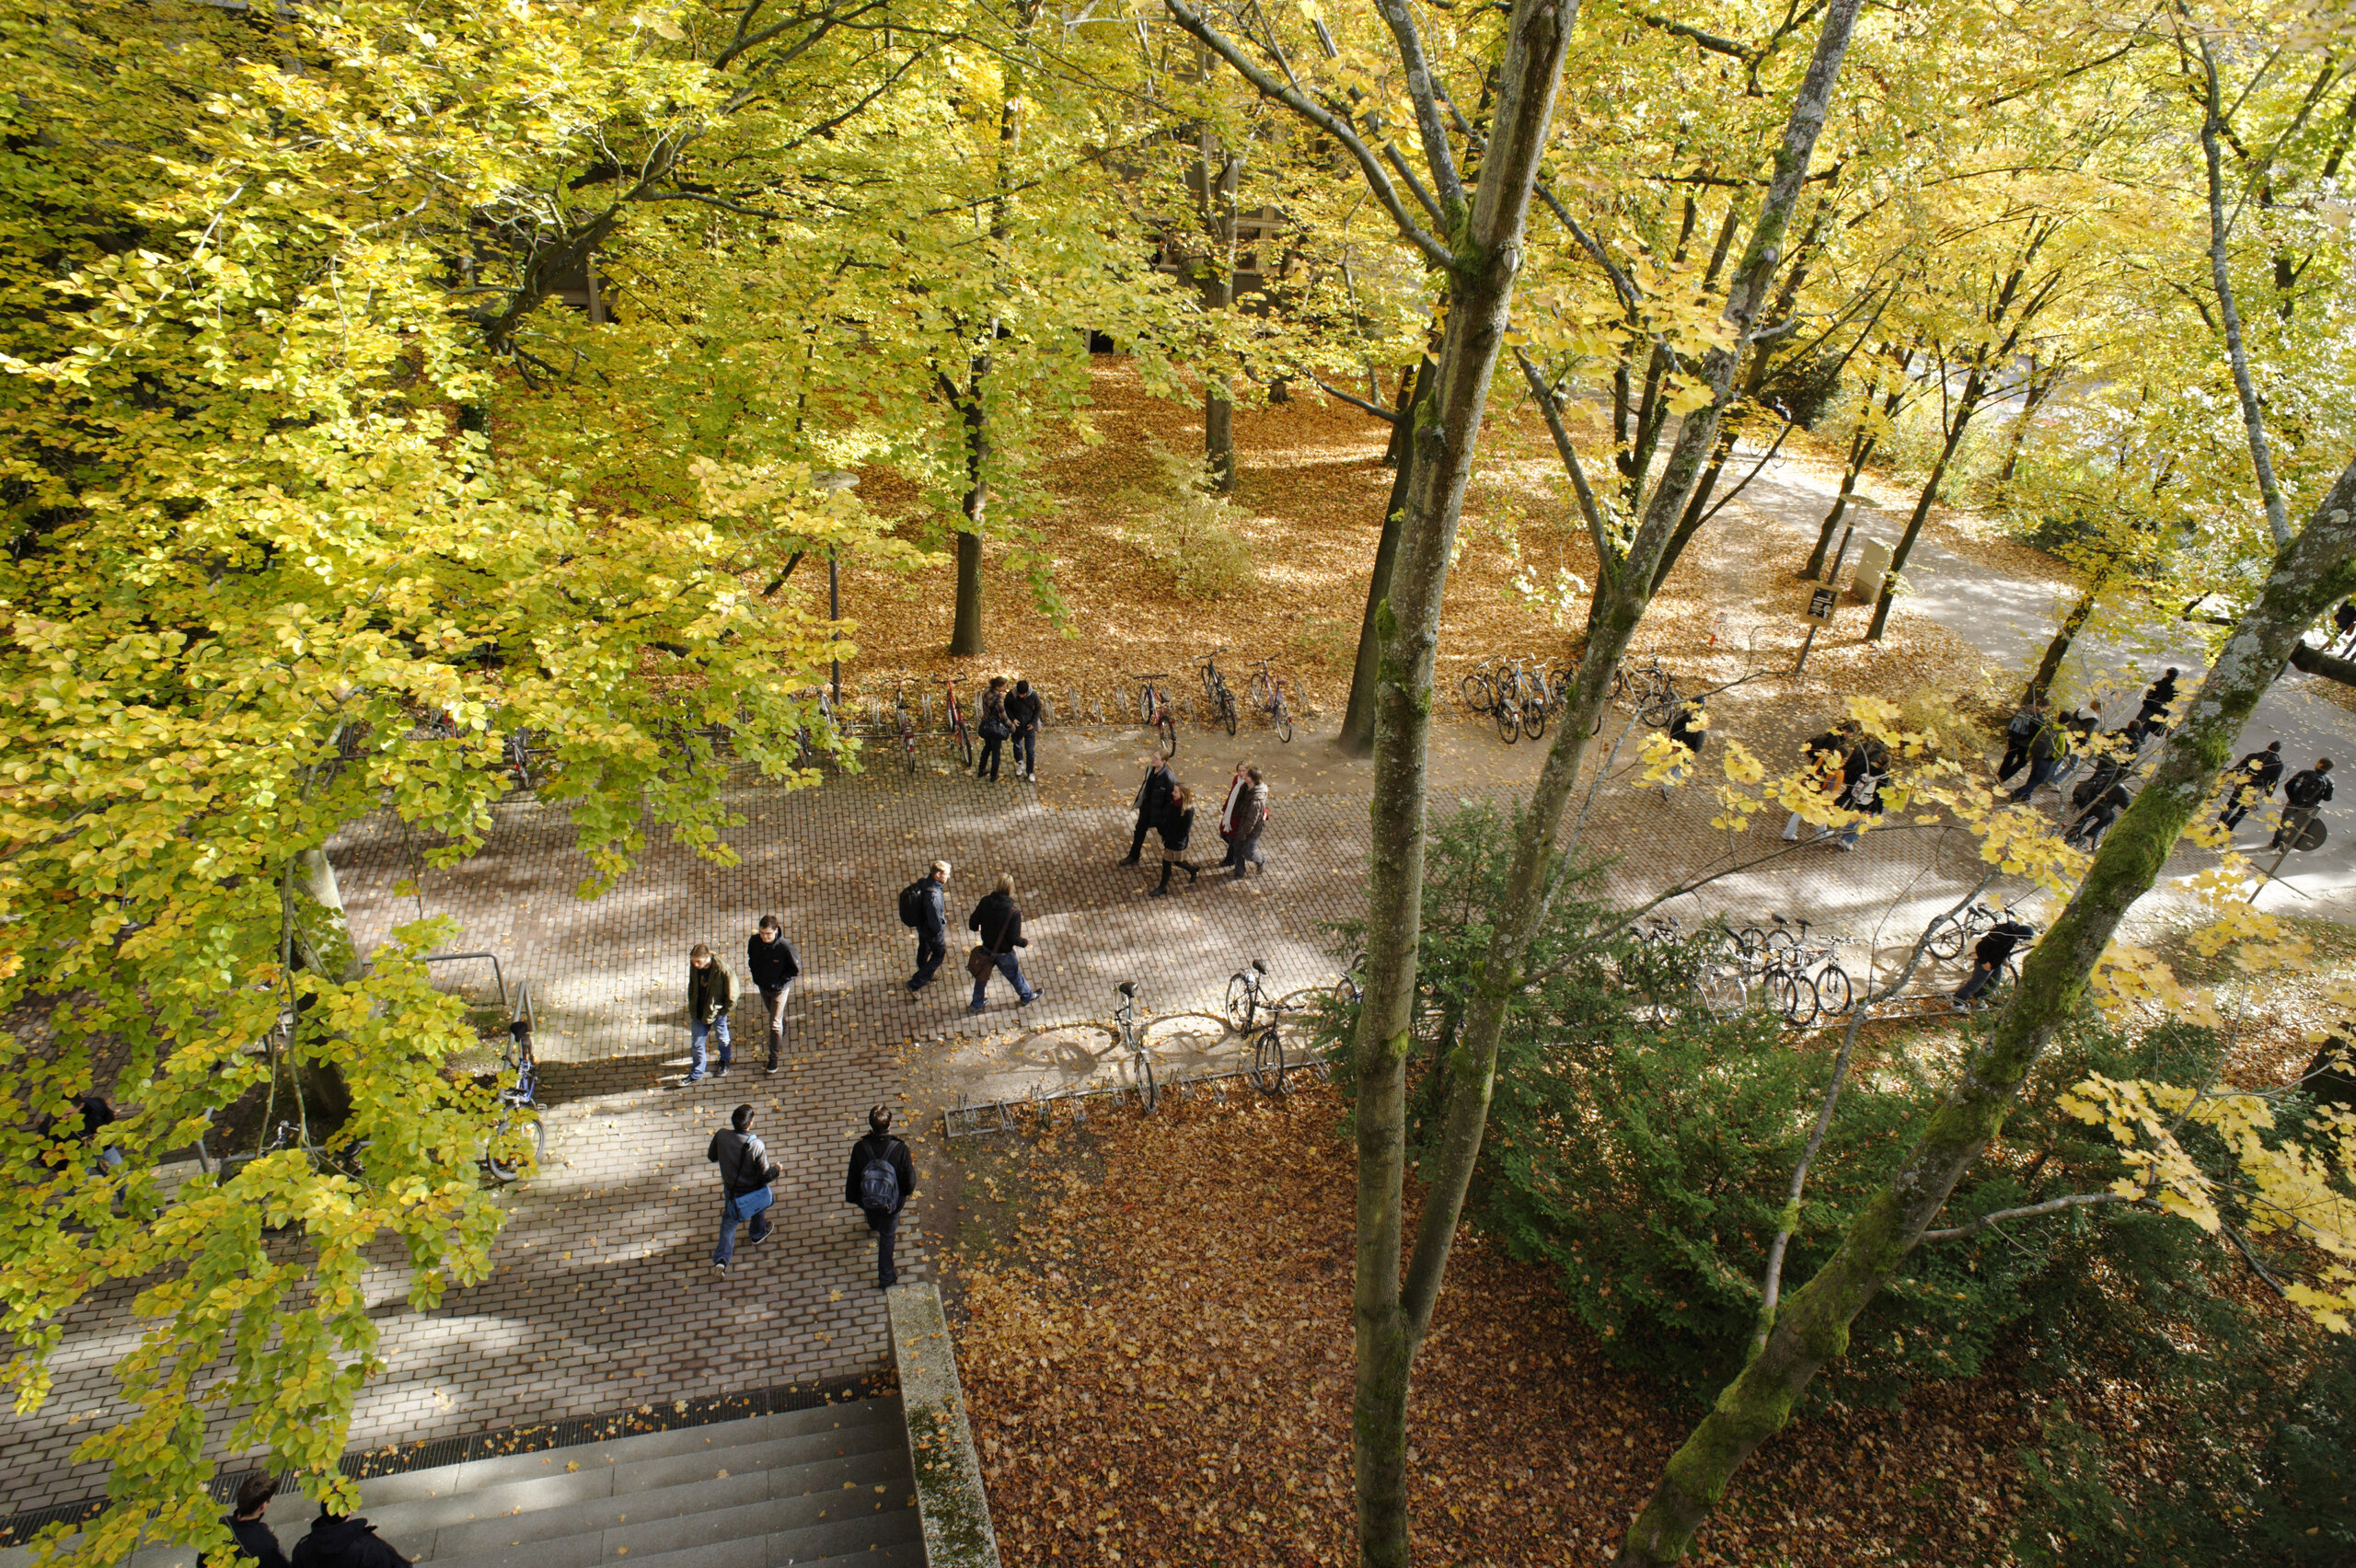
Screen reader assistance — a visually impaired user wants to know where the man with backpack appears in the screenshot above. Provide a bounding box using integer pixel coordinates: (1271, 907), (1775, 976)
(844, 1105), (916, 1290)
(219, 1472), (292, 1568)
(706, 1102), (778, 1275)
(2136, 667), (2180, 730)
(2220, 741), (2286, 830)
(289, 1506), (410, 1568)
(745, 916), (801, 1076)
(2271, 758), (2335, 850)
(1951, 916), (2036, 1009)
(2006, 710), (2062, 804)
(2066, 781), (2131, 849)
(1005, 680), (1042, 782)
(901, 860), (950, 993)
(1996, 698), (2049, 783)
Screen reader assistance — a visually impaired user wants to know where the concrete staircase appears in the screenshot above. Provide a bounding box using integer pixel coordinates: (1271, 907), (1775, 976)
(13, 1400), (922, 1568)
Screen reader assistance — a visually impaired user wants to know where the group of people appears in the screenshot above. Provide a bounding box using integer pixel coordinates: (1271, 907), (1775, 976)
(895, 860), (1044, 1011)
(1122, 756), (1271, 893)
(220, 1472), (410, 1568)
(1993, 669), (2187, 849)
(971, 675), (1043, 782)
(701, 1099), (914, 1285)
(681, 916), (803, 1083)
(1778, 720), (1891, 851)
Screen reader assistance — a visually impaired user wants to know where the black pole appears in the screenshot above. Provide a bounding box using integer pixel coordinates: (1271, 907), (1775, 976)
(1794, 624), (1819, 676)
(828, 548), (841, 707)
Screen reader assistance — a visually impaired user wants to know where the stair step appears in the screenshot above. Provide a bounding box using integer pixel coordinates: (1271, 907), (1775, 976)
(416, 1448), (910, 1564)
(365, 1419), (905, 1541)
(423, 1496), (920, 1568)
(361, 1401), (902, 1507)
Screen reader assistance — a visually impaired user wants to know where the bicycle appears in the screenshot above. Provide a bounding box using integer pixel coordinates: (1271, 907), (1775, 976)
(1611, 658), (1680, 728)
(1227, 956), (1274, 1034)
(938, 676), (974, 769)
(1197, 648), (1239, 738)
(1246, 657), (1294, 743)
(1251, 991), (1292, 1095)
(1131, 672), (1178, 757)
(1112, 980), (1155, 1113)
(1924, 900), (2027, 963)
(1460, 655), (1504, 717)
(503, 729), (537, 792)
(893, 683), (918, 773)
(485, 1016), (545, 1182)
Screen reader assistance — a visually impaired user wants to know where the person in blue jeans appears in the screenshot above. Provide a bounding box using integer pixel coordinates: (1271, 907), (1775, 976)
(844, 1105), (917, 1289)
(707, 1103), (775, 1275)
(686, 942), (733, 1081)
(966, 873), (1039, 1012)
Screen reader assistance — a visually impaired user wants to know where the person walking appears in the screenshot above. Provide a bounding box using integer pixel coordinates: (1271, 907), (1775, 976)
(1005, 679), (1042, 782)
(1661, 696), (1707, 796)
(2136, 667), (2179, 729)
(289, 1507), (411, 1568)
(1996, 698), (2049, 782)
(745, 916), (801, 1076)
(2271, 758), (2336, 850)
(1784, 721), (1854, 842)
(2006, 712), (2061, 804)
(966, 872), (1038, 1011)
(845, 1105), (916, 1290)
(686, 942), (733, 1083)
(2220, 741), (2286, 829)
(2050, 702), (2102, 790)
(220, 1473), (293, 1568)
(1833, 739), (1888, 851)
(2066, 782), (2130, 849)
(706, 1102), (777, 1275)
(1224, 766), (1270, 880)
(1951, 916), (2036, 1009)
(975, 676), (1011, 782)
(902, 860), (950, 993)
(1149, 785), (1205, 896)
(2335, 599), (2356, 654)
(1122, 754), (1177, 865)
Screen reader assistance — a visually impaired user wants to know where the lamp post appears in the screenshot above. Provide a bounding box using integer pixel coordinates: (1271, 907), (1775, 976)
(812, 470), (860, 707)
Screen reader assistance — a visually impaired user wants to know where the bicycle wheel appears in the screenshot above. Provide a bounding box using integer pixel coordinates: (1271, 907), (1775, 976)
(1770, 972), (1819, 1027)
(1253, 1028), (1288, 1094)
(1250, 672), (1272, 713)
(1765, 925), (1798, 954)
(486, 1110), (545, 1182)
(1495, 698), (1522, 744)
(1641, 680), (1680, 728)
(1522, 688), (1548, 741)
(1138, 684), (1156, 724)
(1461, 671), (1495, 714)
(1219, 688), (1238, 737)
(953, 718), (974, 769)
(1925, 917), (1968, 963)
(1225, 974), (1258, 1034)
(1736, 927), (1766, 963)
(1135, 1051), (1158, 1114)
(1696, 966), (1748, 1020)
(1157, 714), (1177, 758)
(1274, 700), (1293, 744)
(1814, 964), (1853, 1017)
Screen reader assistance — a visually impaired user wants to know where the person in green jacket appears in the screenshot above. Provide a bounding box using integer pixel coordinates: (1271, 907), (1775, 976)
(687, 942), (734, 1082)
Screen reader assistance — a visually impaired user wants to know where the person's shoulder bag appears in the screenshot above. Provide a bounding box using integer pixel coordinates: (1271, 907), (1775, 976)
(967, 905), (1014, 981)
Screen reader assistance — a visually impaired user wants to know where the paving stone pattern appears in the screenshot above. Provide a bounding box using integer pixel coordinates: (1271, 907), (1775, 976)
(0, 694), (2199, 1516)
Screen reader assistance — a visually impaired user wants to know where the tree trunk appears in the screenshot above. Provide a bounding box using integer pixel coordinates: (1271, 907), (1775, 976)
(2023, 573), (2104, 705)
(1865, 375), (1984, 641)
(1380, 360), (1420, 467)
(948, 362), (990, 657)
(1380, 14), (1866, 1563)
(1615, 450), (2356, 1567)
(1802, 349), (1912, 578)
(1201, 129), (1243, 493)
(1341, 363), (1431, 755)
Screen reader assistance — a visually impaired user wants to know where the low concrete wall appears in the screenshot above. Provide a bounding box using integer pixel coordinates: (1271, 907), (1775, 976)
(886, 1283), (1001, 1568)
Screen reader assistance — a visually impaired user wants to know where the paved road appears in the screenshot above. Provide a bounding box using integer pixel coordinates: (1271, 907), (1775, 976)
(1733, 455), (2356, 918)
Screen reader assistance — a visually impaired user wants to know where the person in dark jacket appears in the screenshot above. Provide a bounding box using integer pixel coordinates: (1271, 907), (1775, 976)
(967, 873), (1037, 1011)
(2335, 600), (2356, 654)
(1004, 680), (1042, 782)
(290, 1507), (410, 1568)
(906, 860), (950, 993)
(2136, 667), (2179, 729)
(218, 1472), (291, 1568)
(2271, 758), (2335, 849)
(2006, 714), (2061, 804)
(745, 917), (801, 1075)
(685, 942), (733, 1083)
(1784, 721), (1855, 842)
(976, 675), (1011, 782)
(706, 1102), (774, 1274)
(2220, 741), (2286, 829)
(844, 1105), (916, 1290)
(1149, 785), (1204, 897)
(2050, 702), (2102, 789)
(1661, 697), (1707, 796)
(1996, 698), (2050, 782)
(1832, 739), (1888, 851)
(1224, 767), (1270, 880)
(1122, 755), (1177, 865)
(1952, 918), (2035, 1007)
(2066, 782), (2130, 848)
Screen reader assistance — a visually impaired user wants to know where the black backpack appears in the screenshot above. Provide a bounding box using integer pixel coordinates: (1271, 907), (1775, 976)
(858, 1138), (902, 1215)
(897, 880), (930, 928)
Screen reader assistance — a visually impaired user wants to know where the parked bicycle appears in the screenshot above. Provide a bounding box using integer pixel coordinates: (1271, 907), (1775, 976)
(486, 1016), (545, 1182)
(1611, 658), (1680, 728)
(893, 682), (918, 773)
(1226, 956), (1274, 1034)
(1112, 980), (1155, 1113)
(1924, 899), (2029, 963)
(1491, 655), (1553, 744)
(939, 676), (974, 769)
(1251, 990), (1292, 1095)
(1132, 672), (1178, 757)
(1198, 648), (1240, 737)
(1246, 656), (1294, 743)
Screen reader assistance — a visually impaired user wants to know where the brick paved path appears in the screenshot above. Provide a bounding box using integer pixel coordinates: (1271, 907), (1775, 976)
(1, 685), (2210, 1515)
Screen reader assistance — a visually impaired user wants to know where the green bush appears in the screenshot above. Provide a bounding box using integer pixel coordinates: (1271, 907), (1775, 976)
(1117, 442), (1253, 601)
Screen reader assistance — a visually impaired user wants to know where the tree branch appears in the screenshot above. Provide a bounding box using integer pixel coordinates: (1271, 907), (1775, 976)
(1920, 1190), (2143, 1243)
(1512, 345), (1617, 583)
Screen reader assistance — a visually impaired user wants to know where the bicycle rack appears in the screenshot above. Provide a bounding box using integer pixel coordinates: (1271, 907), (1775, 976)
(423, 951), (508, 1013)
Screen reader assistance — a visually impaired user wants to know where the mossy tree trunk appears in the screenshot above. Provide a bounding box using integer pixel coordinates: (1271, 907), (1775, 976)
(1615, 452), (2356, 1567)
